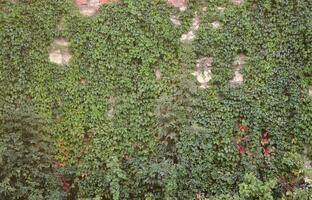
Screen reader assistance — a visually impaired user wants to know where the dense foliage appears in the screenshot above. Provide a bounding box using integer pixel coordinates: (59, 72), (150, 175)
(0, 106), (64, 199)
(0, 0), (311, 199)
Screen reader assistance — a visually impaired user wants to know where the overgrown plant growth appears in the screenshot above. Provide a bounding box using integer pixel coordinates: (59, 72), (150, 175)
(0, 106), (64, 199)
(0, 0), (312, 199)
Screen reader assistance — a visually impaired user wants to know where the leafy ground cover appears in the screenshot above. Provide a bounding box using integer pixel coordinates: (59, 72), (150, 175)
(0, 0), (312, 199)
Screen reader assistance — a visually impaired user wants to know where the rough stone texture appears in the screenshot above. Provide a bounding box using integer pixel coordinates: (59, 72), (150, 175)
(167, 0), (187, 11)
(76, 0), (88, 5)
(252, 3), (257, 10)
(49, 50), (63, 65)
(181, 31), (196, 42)
(181, 15), (200, 42)
(231, 0), (244, 6)
(170, 15), (181, 26)
(230, 69), (243, 85)
(80, 6), (98, 16)
(107, 96), (116, 119)
(305, 160), (312, 169)
(211, 20), (221, 29)
(75, 0), (115, 16)
(230, 54), (246, 85)
(303, 145), (308, 155)
(217, 7), (225, 12)
(234, 53), (246, 66)
(192, 57), (213, 89)
(80, 78), (87, 85)
(100, 0), (109, 3)
(89, 0), (101, 6)
(309, 87), (312, 96)
(54, 38), (69, 46)
(155, 68), (162, 80)
(49, 38), (71, 65)
(191, 16), (200, 31)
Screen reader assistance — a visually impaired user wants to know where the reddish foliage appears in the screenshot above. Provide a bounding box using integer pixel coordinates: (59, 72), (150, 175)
(54, 162), (65, 168)
(239, 124), (248, 132)
(58, 175), (71, 192)
(260, 129), (269, 145)
(260, 129), (270, 156)
(261, 129), (269, 139)
(238, 144), (246, 155)
(262, 147), (270, 156)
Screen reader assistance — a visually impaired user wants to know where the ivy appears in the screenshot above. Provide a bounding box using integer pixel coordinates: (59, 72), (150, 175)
(0, 0), (312, 199)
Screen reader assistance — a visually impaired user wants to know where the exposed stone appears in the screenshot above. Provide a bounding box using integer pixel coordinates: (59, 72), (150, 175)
(80, 78), (87, 85)
(61, 51), (72, 64)
(76, 0), (88, 5)
(100, 0), (110, 3)
(309, 87), (312, 96)
(230, 54), (246, 86)
(107, 96), (116, 119)
(49, 50), (63, 65)
(75, 0), (115, 16)
(181, 15), (200, 42)
(231, 0), (244, 6)
(305, 160), (312, 169)
(89, 0), (101, 6)
(252, 3), (257, 10)
(167, 0), (187, 11)
(192, 57), (213, 89)
(49, 38), (71, 65)
(211, 20), (221, 29)
(217, 7), (225, 12)
(229, 68), (243, 85)
(54, 38), (69, 46)
(181, 31), (196, 42)
(155, 68), (162, 80)
(303, 145), (308, 155)
(233, 53), (246, 66)
(191, 16), (200, 31)
(80, 6), (98, 16)
(170, 15), (181, 26)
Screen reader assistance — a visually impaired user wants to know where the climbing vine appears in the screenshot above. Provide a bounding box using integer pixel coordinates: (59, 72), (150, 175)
(0, 0), (312, 199)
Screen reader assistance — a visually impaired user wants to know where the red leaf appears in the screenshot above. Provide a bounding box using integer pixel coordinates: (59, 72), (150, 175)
(239, 124), (248, 132)
(58, 174), (71, 192)
(63, 181), (70, 191)
(262, 147), (270, 156)
(261, 129), (269, 139)
(261, 129), (269, 146)
(238, 144), (245, 155)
